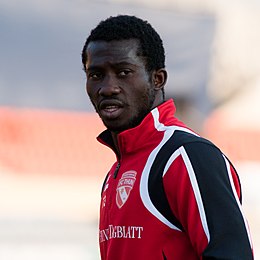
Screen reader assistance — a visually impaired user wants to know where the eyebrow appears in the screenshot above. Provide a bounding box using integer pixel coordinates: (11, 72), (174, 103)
(86, 61), (137, 72)
(85, 65), (100, 72)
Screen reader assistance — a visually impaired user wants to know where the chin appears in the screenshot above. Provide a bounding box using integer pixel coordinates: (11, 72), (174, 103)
(104, 121), (129, 132)
(108, 123), (140, 133)
(106, 125), (127, 133)
(104, 113), (146, 132)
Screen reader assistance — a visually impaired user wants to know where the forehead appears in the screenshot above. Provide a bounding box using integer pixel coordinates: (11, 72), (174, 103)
(85, 39), (142, 66)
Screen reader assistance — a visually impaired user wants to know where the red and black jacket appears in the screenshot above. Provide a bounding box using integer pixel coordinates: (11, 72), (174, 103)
(97, 99), (253, 260)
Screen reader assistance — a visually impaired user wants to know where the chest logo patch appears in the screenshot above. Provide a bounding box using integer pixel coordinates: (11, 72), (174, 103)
(116, 170), (137, 208)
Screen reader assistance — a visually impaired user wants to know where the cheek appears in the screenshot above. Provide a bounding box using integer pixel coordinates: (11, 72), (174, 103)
(135, 83), (153, 102)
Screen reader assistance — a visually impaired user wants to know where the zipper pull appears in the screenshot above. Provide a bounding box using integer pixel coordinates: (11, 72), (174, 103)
(113, 162), (121, 179)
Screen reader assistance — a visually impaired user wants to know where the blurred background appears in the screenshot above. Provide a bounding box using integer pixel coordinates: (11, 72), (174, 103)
(0, 0), (259, 259)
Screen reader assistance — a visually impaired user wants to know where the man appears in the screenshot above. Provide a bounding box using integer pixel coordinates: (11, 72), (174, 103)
(82, 15), (253, 259)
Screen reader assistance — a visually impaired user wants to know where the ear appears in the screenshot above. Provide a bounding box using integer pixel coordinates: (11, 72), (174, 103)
(152, 68), (167, 90)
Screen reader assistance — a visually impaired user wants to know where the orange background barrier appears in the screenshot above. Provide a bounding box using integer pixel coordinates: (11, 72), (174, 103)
(204, 113), (260, 162)
(0, 107), (115, 176)
(0, 107), (259, 176)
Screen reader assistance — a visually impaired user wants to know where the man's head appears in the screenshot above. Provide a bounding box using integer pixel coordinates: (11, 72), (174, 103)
(82, 15), (167, 133)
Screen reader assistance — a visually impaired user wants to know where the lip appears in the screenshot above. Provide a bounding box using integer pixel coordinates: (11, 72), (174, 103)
(98, 99), (124, 120)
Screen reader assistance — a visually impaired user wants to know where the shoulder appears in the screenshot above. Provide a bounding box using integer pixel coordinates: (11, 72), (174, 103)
(170, 130), (229, 178)
(169, 129), (219, 155)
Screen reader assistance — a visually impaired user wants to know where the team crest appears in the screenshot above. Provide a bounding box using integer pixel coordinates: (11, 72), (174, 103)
(116, 170), (137, 208)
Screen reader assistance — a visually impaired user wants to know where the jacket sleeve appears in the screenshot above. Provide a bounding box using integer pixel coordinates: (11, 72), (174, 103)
(163, 142), (253, 259)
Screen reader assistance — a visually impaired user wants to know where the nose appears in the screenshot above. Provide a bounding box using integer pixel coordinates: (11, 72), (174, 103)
(98, 75), (120, 96)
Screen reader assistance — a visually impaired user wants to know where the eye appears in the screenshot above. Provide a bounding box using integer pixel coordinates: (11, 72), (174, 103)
(118, 69), (132, 77)
(87, 71), (103, 80)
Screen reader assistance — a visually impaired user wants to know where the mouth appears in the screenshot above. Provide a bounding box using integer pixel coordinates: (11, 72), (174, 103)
(98, 100), (124, 120)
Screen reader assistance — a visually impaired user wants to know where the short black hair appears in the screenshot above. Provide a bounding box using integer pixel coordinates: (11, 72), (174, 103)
(81, 15), (165, 73)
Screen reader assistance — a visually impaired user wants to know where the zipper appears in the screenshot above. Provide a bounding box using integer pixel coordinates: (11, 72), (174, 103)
(162, 251), (167, 260)
(113, 162), (121, 179)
